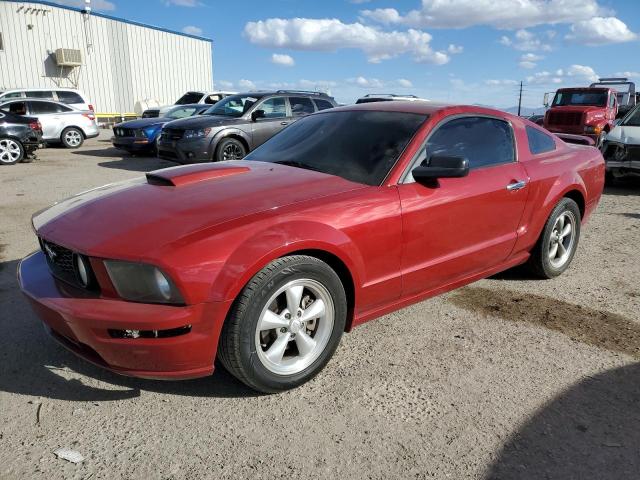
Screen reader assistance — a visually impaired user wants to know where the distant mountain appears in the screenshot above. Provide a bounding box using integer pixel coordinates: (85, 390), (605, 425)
(502, 106), (547, 116)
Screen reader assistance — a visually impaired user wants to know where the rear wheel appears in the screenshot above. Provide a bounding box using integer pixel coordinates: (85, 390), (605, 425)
(0, 138), (24, 165)
(61, 127), (84, 148)
(528, 198), (581, 278)
(218, 255), (347, 393)
(215, 138), (246, 162)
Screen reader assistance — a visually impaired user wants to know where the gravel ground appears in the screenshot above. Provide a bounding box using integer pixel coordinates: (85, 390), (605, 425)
(1, 132), (639, 479)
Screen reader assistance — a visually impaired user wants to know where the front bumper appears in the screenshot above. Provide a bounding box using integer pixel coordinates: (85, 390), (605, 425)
(111, 136), (156, 152)
(157, 137), (211, 164)
(18, 251), (231, 380)
(602, 142), (640, 175)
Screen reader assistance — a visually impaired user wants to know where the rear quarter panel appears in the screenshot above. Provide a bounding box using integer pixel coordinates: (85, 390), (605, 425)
(511, 121), (605, 256)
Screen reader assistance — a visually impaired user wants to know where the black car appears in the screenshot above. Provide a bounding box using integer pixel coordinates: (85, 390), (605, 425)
(157, 90), (337, 164)
(0, 110), (42, 165)
(112, 104), (211, 155)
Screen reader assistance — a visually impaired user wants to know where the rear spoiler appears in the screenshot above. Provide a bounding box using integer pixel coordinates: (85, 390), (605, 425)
(554, 133), (596, 147)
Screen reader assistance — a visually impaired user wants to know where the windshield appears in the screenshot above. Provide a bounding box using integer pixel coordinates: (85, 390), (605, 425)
(165, 105), (200, 119)
(552, 91), (607, 107)
(175, 92), (203, 105)
(621, 105), (640, 127)
(246, 110), (427, 186)
(203, 94), (262, 117)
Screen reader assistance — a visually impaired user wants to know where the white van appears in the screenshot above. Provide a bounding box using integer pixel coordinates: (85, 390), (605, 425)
(0, 88), (93, 111)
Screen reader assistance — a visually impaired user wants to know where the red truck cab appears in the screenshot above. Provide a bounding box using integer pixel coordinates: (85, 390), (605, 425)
(544, 87), (617, 145)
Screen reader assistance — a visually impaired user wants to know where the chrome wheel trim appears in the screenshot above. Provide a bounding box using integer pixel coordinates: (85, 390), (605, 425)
(548, 211), (576, 268)
(0, 139), (21, 163)
(255, 278), (334, 376)
(64, 129), (82, 147)
(222, 143), (244, 160)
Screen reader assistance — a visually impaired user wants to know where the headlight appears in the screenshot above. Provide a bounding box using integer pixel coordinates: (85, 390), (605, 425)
(74, 254), (91, 288)
(184, 127), (211, 139)
(584, 125), (602, 134)
(614, 145), (628, 161)
(104, 260), (184, 304)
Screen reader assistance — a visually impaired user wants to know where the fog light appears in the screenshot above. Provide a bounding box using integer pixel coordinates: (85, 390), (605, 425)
(187, 152), (195, 158)
(108, 325), (192, 339)
(74, 254), (90, 288)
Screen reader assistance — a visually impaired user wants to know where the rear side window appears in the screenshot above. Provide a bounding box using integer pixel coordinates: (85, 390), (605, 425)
(426, 116), (515, 169)
(526, 126), (556, 155)
(29, 101), (69, 114)
(26, 91), (54, 99)
(175, 92), (204, 105)
(204, 94), (222, 104)
(3, 102), (27, 115)
(313, 99), (334, 111)
(56, 91), (84, 104)
(259, 97), (287, 118)
(289, 97), (315, 116)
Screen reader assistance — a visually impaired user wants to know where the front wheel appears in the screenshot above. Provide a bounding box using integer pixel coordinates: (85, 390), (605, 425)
(528, 198), (581, 278)
(218, 255), (347, 393)
(215, 138), (246, 162)
(61, 127), (84, 148)
(0, 138), (24, 165)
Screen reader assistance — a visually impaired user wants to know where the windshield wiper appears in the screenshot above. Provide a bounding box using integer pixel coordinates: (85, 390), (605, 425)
(273, 160), (323, 173)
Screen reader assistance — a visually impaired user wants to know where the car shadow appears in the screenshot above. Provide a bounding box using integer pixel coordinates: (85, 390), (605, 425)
(485, 362), (640, 479)
(97, 158), (176, 172)
(604, 177), (640, 196)
(0, 259), (260, 401)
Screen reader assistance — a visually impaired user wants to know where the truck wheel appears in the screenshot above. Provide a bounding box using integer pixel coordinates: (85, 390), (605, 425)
(218, 255), (347, 393)
(0, 138), (24, 165)
(61, 127), (84, 148)
(528, 198), (581, 279)
(215, 138), (246, 162)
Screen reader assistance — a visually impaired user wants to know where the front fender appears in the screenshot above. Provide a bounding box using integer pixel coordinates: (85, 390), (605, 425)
(209, 128), (251, 156)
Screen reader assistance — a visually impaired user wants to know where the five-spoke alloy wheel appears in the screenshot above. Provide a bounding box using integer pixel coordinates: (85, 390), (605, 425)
(218, 255), (346, 393)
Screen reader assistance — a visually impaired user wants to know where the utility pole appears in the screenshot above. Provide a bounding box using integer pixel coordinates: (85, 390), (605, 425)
(517, 81), (523, 116)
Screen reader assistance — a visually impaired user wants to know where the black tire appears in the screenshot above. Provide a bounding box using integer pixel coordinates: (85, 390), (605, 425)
(215, 137), (247, 162)
(218, 255), (347, 393)
(60, 127), (84, 148)
(0, 137), (24, 165)
(528, 198), (581, 279)
(605, 170), (615, 185)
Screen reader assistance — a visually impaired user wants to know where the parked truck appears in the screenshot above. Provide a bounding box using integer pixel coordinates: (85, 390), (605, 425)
(590, 77), (637, 118)
(543, 86), (618, 146)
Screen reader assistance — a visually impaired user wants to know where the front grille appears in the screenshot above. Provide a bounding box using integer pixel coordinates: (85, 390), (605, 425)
(547, 111), (583, 126)
(113, 127), (135, 138)
(39, 238), (97, 291)
(161, 128), (184, 141)
(628, 146), (640, 162)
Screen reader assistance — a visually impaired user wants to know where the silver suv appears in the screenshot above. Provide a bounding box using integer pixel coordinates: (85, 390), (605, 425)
(157, 90), (337, 163)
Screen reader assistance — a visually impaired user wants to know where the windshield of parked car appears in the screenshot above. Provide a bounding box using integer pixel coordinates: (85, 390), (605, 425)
(203, 94), (263, 117)
(246, 110), (427, 186)
(552, 90), (607, 107)
(621, 105), (640, 127)
(175, 92), (204, 105)
(165, 106), (200, 119)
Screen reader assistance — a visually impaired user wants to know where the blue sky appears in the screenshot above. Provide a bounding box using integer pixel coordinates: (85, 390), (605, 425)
(56, 0), (640, 108)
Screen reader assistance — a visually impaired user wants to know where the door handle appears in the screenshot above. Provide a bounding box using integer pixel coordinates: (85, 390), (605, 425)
(506, 180), (527, 191)
(280, 122), (289, 126)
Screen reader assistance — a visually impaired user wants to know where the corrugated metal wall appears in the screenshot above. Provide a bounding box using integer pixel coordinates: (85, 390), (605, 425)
(0, 1), (214, 113)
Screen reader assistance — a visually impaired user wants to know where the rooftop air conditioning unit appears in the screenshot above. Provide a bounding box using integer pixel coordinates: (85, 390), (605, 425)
(55, 48), (83, 67)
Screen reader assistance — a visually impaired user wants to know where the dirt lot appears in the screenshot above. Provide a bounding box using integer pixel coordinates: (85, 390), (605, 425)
(1, 132), (639, 479)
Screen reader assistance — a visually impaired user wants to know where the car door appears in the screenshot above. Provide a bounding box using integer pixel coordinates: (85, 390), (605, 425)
(398, 115), (529, 296)
(250, 96), (289, 148)
(27, 101), (64, 140)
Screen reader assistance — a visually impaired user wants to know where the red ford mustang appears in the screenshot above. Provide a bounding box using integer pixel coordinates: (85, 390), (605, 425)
(19, 102), (605, 392)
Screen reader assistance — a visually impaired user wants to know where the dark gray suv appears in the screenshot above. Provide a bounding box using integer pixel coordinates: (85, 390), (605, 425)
(157, 90), (337, 163)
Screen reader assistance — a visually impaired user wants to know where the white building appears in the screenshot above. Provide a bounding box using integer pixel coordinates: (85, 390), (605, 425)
(0, 0), (214, 115)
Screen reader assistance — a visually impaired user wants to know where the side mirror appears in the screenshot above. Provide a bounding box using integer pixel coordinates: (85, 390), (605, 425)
(412, 155), (469, 183)
(251, 109), (266, 122)
(543, 92), (550, 108)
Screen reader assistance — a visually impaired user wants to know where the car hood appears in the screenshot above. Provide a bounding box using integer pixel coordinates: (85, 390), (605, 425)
(607, 125), (640, 145)
(164, 115), (245, 129)
(116, 118), (168, 129)
(33, 161), (365, 260)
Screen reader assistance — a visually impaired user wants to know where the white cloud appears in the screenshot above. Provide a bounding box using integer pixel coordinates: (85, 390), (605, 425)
(361, 0), (608, 29)
(270, 53), (295, 67)
(349, 76), (385, 88)
(527, 64), (599, 85)
(519, 61), (537, 69)
(243, 18), (450, 64)
(238, 79), (257, 90)
(164, 0), (200, 6)
(566, 17), (637, 45)
(614, 71), (640, 79)
(500, 29), (552, 51)
(519, 53), (543, 69)
(217, 80), (234, 89)
(54, 0), (115, 10)
(397, 78), (413, 88)
(447, 44), (463, 54)
(485, 79), (519, 86)
(349, 0), (371, 3)
(182, 25), (203, 36)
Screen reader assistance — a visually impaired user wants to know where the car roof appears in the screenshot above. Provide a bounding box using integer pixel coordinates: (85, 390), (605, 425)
(2, 87), (82, 92)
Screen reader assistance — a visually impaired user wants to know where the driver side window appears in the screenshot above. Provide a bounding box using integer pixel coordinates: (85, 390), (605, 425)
(424, 116), (515, 169)
(258, 97), (287, 119)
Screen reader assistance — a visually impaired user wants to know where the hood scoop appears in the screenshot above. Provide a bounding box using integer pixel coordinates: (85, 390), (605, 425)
(146, 163), (250, 187)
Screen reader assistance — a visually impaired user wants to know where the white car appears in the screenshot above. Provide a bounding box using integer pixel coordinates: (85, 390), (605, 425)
(142, 90), (236, 118)
(0, 99), (98, 148)
(601, 104), (640, 180)
(0, 88), (93, 112)
(355, 94), (430, 104)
